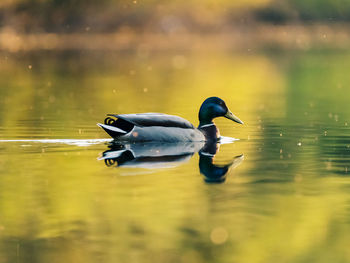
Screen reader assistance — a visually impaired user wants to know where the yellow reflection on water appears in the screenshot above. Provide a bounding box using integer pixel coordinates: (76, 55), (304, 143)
(1, 49), (350, 263)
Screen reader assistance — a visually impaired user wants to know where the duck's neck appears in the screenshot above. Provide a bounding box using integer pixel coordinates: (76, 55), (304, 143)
(198, 123), (220, 141)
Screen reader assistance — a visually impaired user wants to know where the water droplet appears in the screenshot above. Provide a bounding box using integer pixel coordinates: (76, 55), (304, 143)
(210, 227), (228, 245)
(294, 174), (302, 182)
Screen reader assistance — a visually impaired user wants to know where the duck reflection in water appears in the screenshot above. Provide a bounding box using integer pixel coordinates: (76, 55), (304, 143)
(99, 140), (244, 183)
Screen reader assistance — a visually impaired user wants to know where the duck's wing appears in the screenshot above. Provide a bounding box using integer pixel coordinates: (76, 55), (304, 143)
(108, 113), (195, 129)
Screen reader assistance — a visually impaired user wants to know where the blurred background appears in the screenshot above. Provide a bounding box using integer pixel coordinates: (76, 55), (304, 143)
(1, 0), (350, 51)
(1, 1), (350, 263)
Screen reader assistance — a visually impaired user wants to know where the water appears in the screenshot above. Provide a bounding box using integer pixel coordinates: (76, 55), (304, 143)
(1, 49), (350, 263)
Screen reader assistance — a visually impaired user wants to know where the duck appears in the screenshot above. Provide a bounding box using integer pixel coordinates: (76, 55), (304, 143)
(97, 97), (243, 142)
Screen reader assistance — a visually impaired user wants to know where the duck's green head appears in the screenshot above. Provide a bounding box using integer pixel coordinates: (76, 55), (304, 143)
(198, 97), (243, 126)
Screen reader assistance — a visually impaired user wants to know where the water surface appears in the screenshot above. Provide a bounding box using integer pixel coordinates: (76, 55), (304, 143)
(1, 49), (350, 263)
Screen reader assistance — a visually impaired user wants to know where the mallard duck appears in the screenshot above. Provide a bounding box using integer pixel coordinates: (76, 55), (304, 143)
(97, 97), (243, 142)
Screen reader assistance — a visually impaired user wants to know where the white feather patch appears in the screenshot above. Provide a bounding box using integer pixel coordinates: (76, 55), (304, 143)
(97, 123), (127, 134)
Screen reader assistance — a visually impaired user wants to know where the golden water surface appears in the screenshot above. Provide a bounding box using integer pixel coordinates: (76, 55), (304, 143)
(1, 49), (350, 263)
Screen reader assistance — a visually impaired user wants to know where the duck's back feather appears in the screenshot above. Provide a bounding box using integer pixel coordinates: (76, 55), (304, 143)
(108, 113), (194, 129)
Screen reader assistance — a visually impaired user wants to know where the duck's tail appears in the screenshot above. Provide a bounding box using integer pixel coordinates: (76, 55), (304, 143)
(97, 123), (127, 138)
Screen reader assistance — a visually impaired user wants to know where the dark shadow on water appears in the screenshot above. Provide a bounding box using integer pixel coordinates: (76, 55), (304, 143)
(99, 141), (244, 183)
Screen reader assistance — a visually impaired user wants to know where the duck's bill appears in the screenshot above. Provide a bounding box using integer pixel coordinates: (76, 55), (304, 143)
(224, 110), (244, 124)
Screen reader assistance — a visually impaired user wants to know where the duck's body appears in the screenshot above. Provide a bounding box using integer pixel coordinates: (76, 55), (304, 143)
(98, 97), (243, 142)
(98, 113), (206, 142)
